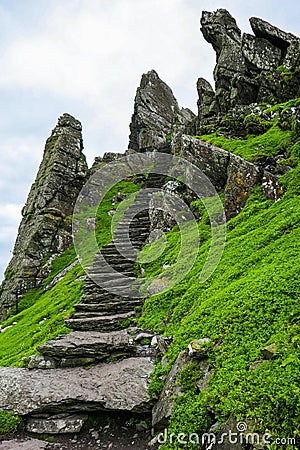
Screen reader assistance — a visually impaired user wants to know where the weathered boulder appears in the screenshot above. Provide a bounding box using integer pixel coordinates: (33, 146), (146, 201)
(171, 135), (284, 219)
(261, 171), (283, 201)
(0, 357), (154, 416)
(128, 70), (180, 152)
(172, 136), (229, 191)
(0, 114), (88, 320)
(260, 343), (278, 360)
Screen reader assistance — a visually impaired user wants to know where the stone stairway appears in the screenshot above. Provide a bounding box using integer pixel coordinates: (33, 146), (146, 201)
(0, 188), (159, 435)
(65, 190), (152, 333)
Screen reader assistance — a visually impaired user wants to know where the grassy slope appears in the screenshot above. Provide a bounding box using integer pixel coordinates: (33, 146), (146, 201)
(0, 179), (140, 367)
(138, 101), (300, 448)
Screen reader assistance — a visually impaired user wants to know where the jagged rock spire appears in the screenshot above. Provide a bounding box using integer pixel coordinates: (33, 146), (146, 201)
(128, 70), (180, 152)
(0, 113), (88, 320)
(197, 9), (300, 131)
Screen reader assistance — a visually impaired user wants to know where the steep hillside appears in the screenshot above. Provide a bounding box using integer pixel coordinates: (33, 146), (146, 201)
(138, 102), (300, 447)
(0, 7), (299, 450)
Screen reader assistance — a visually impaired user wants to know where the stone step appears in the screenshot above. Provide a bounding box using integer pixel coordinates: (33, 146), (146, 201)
(74, 300), (143, 313)
(92, 276), (135, 288)
(94, 258), (135, 268)
(38, 330), (133, 360)
(65, 311), (135, 331)
(113, 236), (148, 243)
(116, 219), (150, 226)
(100, 251), (136, 260)
(88, 271), (135, 279)
(80, 293), (136, 304)
(103, 244), (140, 252)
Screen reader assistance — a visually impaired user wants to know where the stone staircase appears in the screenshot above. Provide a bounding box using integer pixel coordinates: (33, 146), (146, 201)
(65, 190), (152, 333)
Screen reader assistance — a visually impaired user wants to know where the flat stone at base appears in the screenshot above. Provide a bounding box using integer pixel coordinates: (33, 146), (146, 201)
(0, 357), (154, 416)
(26, 413), (88, 434)
(0, 439), (49, 450)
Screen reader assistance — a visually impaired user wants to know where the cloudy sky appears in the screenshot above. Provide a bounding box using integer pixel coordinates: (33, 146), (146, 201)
(0, 0), (299, 279)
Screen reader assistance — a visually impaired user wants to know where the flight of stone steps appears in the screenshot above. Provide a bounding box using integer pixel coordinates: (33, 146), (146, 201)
(65, 190), (152, 333)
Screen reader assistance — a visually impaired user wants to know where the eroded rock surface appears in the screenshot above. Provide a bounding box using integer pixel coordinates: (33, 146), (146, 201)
(198, 9), (300, 131)
(0, 114), (88, 319)
(0, 357), (154, 416)
(128, 70), (179, 152)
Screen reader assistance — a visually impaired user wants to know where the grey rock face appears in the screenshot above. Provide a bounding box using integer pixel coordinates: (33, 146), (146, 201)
(198, 9), (300, 131)
(172, 136), (229, 191)
(249, 16), (298, 50)
(128, 70), (180, 152)
(171, 136), (284, 219)
(0, 114), (88, 320)
(197, 78), (217, 129)
(241, 33), (281, 71)
(0, 357), (154, 416)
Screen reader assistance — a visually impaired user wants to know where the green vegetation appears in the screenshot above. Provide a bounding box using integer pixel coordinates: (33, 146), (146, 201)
(0, 264), (84, 367)
(137, 99), (300, 448)
(0, 411), (22, 436)
(198, 97), (300, 164)
(0, 179), (140, 367)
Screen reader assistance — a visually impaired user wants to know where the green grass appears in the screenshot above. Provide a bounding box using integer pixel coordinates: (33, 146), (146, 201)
(137, 100), (300, 448)
(197, 97), (300, 165)
(0, 179), (141, 367)
(0, 264), (84, 367)
(0, 411), (21, 436)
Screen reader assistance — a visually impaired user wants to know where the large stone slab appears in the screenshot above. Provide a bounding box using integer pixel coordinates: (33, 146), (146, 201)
(0, 357), (154, 416)
(37, 330), (133, 358)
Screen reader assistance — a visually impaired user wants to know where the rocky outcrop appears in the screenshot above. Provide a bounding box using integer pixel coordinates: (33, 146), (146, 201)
(198, 9), (300, 131)
(128, 70), (195, 152)
(172, 136), (283, 219)
(128, 70), (179, 152)
(0, 114), (88, 319)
